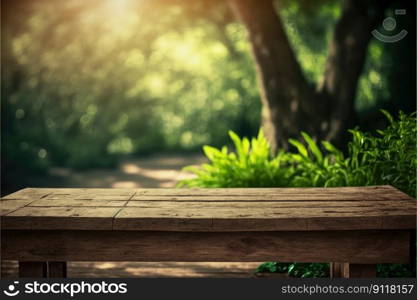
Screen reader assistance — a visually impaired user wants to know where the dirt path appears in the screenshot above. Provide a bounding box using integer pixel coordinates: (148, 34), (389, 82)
(2, 153), (265, 278)
(47, 153), (207, 189)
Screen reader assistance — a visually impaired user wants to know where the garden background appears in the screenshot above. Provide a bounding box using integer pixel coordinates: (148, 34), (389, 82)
(2, 0), (416, 277)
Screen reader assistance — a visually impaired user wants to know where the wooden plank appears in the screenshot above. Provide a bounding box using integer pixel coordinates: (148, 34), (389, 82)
(2, 188), (52, 200)
(2, 186), (414, 231)
(19, 262), (47, 277)
(133, 185), (399, 195)
(4, 206), (412, 231)
(3, 187), (413, 202)
(0, 199), (34, 215)
(19, 199), (415, 209)
(2, 207), (121, 230)
(23, 200), (415, 209)
(307, 215), (416, 231)
(3, 186), (412, 200)
(113, 207), (415, 231)
(380, 216), (417, 230)
(116, 206), (416, 219)
(129, 194), (413, 202)
(3, 230), (409, 263)
(214, 215), (415, 231)
(29, 199), (127, 207)
(42, 191), (135, 201)
(125, 200), (416, 209)
(2, 188), (134, 199)
(73, 195), (133, 201)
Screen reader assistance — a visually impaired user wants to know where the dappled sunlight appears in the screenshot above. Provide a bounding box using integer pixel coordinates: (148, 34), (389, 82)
(3, 0), (259, 175)
(1, 261), (262, 278)
(112, 181), (140, 188)
(42, 154), (206, 189)
(71, 262), (262, 278)
(136, 169), (190, 181)
(117, 158), (201, 187)
(121, 164), (141, 175)
(159, 181), (179, 188)
(95, 262), (119, 270)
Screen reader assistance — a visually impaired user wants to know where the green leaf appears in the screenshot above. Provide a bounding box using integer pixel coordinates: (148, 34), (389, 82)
(203, 145), (221, 161)
(289, 139), (308, 158)
(380, 109), (394, 124)
(301, 132), (323, 163)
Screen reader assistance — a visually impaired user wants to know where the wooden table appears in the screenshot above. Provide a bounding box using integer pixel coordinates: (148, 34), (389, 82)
(1, 185), (416, 278)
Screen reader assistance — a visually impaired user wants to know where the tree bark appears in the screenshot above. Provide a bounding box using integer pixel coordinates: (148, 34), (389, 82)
(318, 0), (389, 147)
(229, 0), (389, 150)
(228, 0), (318, 150)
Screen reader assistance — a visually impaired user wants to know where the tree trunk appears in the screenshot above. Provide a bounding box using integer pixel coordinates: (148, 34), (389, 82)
(229, 0), (389, 150)
(228, 0), (318, 150)
(318, 0), (389, 147)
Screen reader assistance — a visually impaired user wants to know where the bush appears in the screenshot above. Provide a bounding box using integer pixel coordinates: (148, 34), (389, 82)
(179, 111), (417, 277)
(178, 130), (293, 188)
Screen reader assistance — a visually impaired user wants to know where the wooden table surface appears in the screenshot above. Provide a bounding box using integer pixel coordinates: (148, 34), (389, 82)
(1, 185), (415, 231)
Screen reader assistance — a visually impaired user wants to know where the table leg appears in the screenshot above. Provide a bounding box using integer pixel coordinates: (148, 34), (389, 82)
(331, 263), (376, 278)
(19, 262), (47, 278)
(347, 264), (376, 277)
(410, 229), (416, 277)
(48, 262), (67, 278)
(330, 262), (348, 278)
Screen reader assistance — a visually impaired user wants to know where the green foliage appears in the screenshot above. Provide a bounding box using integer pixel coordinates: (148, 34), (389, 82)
(255, 262), (291, 274)
(3, 0), (403, 174)
(2, 1), (260, 172)
(182, 111), (416, 196)
(347, 110), (416, 196)
(180, 111), (417, 277)
(377, 264), (414, 278)
(256, 262), (329, 278)
(178, 130), (292, 188)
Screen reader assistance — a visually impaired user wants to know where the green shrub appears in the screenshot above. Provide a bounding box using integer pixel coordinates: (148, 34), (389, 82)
(255, 262), (329, 278)
(347, 111), (416, 196)
(180, 111), (417, 277)
(181, 111), (416, 195)
(178, 130), (293, 188)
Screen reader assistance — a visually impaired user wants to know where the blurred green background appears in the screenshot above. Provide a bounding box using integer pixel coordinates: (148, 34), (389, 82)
(1, 0), (415, 193)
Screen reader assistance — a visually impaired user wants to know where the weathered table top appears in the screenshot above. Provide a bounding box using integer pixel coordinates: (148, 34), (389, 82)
(1, 186), (415, 231)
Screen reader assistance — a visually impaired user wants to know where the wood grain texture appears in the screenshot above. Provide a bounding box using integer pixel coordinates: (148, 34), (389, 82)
(1, 186), (415, 231)
(2, 230), (409, 263)
(129, 193), (413, 201)
(2, 207), (121, 230)
(125, 200), (416, 208)
(2, 188), (51, 200)
(0, 199), (34, 216)
(330, 262), (345, 278)
(132, 185), (401, 195)
(113, 207), (416, 231)
(29, 199), (127, 207)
